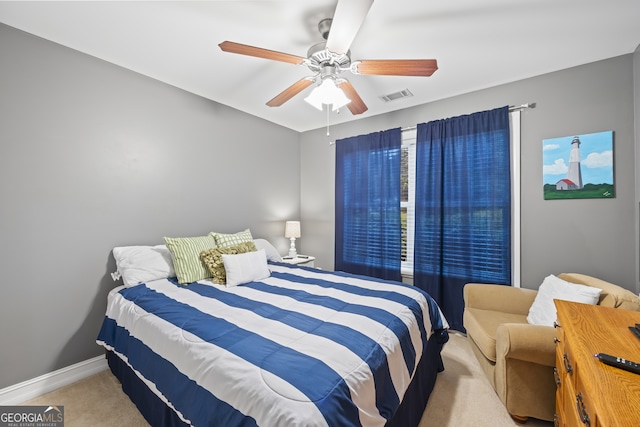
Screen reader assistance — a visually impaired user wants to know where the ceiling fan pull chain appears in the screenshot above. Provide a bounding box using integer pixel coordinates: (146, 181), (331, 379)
(326, 104), (331, 136)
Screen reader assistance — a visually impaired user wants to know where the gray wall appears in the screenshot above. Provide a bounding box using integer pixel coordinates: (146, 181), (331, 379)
(0, 24), (300, 389)
(301, 54), (638, 293)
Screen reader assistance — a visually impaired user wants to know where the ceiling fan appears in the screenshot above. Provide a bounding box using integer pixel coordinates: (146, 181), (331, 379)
(218, 0), (438, 115)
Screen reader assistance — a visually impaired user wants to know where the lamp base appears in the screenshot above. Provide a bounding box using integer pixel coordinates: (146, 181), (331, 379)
(288, 237), (297, 258)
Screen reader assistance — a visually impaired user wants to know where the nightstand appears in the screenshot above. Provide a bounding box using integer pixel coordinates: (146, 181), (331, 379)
(281, 255), (315, 268)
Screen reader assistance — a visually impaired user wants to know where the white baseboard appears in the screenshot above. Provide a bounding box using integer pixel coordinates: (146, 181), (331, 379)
(0, 355), (108, 405)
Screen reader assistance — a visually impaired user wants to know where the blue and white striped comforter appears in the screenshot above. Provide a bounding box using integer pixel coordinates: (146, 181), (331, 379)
(96, 263), (448, 427)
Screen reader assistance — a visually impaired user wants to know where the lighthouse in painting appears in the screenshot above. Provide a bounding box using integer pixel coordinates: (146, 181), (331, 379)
(556, 136), (583, 190)
(566, 136), (583, 188)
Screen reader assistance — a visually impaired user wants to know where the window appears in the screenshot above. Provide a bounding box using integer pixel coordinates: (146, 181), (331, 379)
(401, 129), (416, 275)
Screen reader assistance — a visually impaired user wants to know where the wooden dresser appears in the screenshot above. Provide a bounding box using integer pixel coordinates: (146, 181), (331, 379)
(554, 300), (640, 426)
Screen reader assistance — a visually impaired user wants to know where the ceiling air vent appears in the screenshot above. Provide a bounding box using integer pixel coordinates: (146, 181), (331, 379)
(380, 89), (414, 103)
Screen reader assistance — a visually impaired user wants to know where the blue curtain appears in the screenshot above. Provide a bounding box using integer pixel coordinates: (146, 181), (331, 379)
(335, 128), (402, 281)
(414, 106), (511, 332)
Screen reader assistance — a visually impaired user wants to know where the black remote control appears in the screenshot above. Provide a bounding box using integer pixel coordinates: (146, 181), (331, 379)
(629, 326), (640, 342)
(595, 353), (640, 375)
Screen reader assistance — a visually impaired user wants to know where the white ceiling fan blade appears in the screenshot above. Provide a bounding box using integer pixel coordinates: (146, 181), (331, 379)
(325, 0), (374, 55)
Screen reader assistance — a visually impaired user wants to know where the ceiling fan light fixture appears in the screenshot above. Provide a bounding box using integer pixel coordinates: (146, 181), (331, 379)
(304, 78), (351, 111)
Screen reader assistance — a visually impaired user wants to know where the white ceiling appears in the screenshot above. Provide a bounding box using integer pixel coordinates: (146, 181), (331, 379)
(1, 1), (639, 132)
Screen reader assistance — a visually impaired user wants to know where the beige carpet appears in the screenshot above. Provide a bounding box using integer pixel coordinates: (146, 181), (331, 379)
(21, 332), (553, 426)
(419, 332), (552, 427)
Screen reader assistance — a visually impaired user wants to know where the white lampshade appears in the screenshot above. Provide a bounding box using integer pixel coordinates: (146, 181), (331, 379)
(304, 79), (351, 112)
(284, 221), (301, 238)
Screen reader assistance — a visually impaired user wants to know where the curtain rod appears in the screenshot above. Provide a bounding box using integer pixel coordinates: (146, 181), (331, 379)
(510, 102), (536, 112)
(399, 103), (536, 133)
(329, 102), (536, 144)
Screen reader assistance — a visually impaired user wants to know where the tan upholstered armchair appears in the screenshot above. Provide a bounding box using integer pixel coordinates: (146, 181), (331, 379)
(463, 273), (640, 423)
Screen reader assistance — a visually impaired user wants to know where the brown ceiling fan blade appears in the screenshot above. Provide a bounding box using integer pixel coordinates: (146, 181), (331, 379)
(266, 78), (314, 107)
(325, 0), (374, 55)
(354, 59), (438, 76)
(338, 81), (368, 115)
(219, 41), (305, 65)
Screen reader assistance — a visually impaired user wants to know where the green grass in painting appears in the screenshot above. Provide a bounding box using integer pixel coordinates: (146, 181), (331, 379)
(543, 183), (615, 200)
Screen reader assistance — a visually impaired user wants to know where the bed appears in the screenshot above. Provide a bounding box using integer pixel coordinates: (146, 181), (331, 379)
(97, 238), (449, 427)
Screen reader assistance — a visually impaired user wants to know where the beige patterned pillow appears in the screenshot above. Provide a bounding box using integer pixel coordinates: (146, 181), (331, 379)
(212, 229), (253, 248)
(200, 241), (257, 284)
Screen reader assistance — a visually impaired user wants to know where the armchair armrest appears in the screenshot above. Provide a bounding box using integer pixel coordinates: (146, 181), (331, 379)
(464, 283), (537, 315)
(496, 323), (557, 366)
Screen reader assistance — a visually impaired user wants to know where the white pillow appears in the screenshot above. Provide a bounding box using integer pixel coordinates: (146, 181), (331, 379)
(222, 249), (271, 287)
(112, 245), (175, 287)
(527, 274), (602, 326)
(253, 238), (283, 262)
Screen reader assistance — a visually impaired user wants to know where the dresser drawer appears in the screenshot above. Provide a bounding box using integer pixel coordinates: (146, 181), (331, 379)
(554, 356), (564, 423)
(560, 355), (599, 426)
(561, 373), (582, 427)
(554, 322), (566, 425)
(559, 334), (576, 378)
(574, 374), (598, 427)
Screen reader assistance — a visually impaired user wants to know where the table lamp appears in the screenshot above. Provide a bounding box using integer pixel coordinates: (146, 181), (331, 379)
(284, 221), (301, 258)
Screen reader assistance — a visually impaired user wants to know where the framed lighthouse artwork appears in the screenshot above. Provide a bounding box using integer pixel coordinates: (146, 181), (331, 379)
(542, 130), (614, 200)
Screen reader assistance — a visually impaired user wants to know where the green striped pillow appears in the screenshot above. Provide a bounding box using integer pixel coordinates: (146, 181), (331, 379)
(164, 234), (217, 284)
(212, 229), (253, 248)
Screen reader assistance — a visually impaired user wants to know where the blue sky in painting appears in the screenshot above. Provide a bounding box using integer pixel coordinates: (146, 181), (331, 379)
(542, 131), (613, 185)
